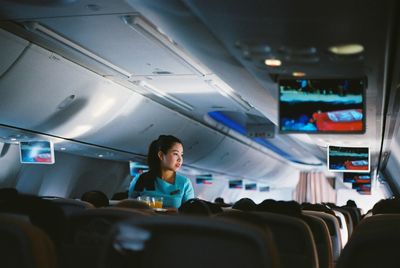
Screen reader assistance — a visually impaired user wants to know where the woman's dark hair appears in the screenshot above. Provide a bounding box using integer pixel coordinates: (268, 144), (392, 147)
(134, 135), (182, 191)
(147, 135), (182, 177)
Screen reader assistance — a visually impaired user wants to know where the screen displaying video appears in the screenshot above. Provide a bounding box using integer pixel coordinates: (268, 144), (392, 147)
(343, 172), (371, 183)
(129, 162), (148, 177)
(245, 183), (257, 190)
(352, 183), (371, 195)
(279, 78), (365, 133)
(229, 180), (243, 189)
(328, 146), (369, 172)
(196, 174), (213, 185)
(259, 186), (270, 192)
(19, 141), (55, 164)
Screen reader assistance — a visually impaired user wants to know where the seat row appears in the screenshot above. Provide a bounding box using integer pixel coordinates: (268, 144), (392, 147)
(0, 192), (388, 268)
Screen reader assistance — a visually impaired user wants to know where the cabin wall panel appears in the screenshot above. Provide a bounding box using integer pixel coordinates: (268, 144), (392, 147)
(0, 143), (23, 188)
(0, 144), (129, 198)
(385, 155), (400, 192)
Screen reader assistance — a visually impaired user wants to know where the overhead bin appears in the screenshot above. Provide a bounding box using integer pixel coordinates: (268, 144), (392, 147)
(0, 29), (29, 77)
(172, 121), (224, 165)
(191, 137), (251, 172)
(0, 43), (135, 136)
(27, 14), (203, 77)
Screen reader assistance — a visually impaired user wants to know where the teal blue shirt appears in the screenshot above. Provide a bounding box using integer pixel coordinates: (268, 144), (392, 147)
(128, 173), (195, 208)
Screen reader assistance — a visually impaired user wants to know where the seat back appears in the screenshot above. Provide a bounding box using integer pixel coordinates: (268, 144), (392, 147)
(61, 207), (149, 268)
(0, 194), (67, 245)
(0, 215), (58, 268)
(301, 214), (333, 268)
(303, 210), (342, 261)
(332, 210), (348, 246)
(49, 198), (94, 216)
(337, 214), (400, 268)
(101, 216), (279, 268)
(253, 211), (319, 268)
(333, 208), (353, 237)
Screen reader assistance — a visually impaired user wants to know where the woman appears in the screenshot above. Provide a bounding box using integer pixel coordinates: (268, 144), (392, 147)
(128, 135), (194, 208)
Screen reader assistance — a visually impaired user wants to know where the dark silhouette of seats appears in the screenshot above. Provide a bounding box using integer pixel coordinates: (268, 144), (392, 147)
(337, 214), (400, 268)
(232, 197), (257, 211)
(60, 207), (149, 268)
(257, 200), (332, 268)
(0, 215), (58, 268)
(0, 193), (67, 245)
(301, 214), (333, 268)
(218, 207), (318, 268)
(332, 207), (353, 237)
(340, 205), (361, 229)
(81, 190), (109, 208)
(100, 216), (279, 268)
(44, 197), (94, 216)
(303, 210), (342, 262)
(179, 198), (222, 215)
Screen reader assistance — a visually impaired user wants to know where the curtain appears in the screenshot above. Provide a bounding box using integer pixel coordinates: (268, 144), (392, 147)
(293, 171), (336, 203)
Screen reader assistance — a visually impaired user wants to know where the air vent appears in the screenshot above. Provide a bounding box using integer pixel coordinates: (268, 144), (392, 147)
(152, 70), (172, 75)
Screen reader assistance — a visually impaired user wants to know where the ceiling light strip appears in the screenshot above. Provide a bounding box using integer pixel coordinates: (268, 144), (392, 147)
(136, 81), (194, 111)
(23, 22), (132, 78)
(122, 15), (210, 77)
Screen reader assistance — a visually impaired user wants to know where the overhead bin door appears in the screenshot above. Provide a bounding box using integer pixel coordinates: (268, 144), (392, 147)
(0, 29), (29, 77)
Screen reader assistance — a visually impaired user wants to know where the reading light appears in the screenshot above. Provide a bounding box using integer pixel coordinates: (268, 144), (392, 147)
(292, 71), (306, 77)
(60, 147), (66, 151)
(134, 81), (194, 111)
(22, 22), (132, 78)
(121, 15), (210, 76)
(264, 58), (282, 67)
(328, 44), (364, 55)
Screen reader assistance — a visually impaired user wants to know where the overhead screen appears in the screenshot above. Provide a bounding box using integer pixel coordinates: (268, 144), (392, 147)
(328, 146), (370, 172)
(229, 180), (243, 189)
(19, 141), (55, 164)
(343, 172), (371, 183)
(279, 78), (365, 133)
(343, 172), (371, 195)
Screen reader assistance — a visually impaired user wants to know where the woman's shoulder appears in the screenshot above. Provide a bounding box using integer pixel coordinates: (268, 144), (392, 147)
(175, 173), (191, 184)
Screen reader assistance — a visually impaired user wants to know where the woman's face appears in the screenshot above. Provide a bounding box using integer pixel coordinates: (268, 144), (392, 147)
(158, 142), (183, 172)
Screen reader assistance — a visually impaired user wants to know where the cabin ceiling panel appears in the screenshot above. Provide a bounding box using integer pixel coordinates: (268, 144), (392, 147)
(128, 0), (391, 174)
(33, 14), (198, 77)
(0, 28), (29, 77)
(125, 0), (279, 123)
